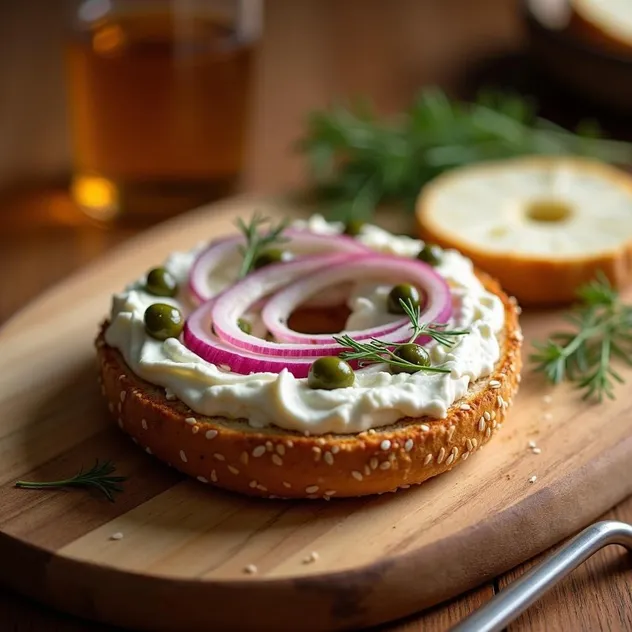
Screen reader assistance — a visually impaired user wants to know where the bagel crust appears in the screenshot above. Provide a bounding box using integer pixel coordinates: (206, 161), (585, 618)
(96, 272), (522, 499)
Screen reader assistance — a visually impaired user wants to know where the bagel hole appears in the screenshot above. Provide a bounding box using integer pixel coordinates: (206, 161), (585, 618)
(525, 199), (572, 223)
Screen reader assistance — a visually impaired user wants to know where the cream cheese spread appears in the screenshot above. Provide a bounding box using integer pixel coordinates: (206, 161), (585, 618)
(105, 216), (505, 434)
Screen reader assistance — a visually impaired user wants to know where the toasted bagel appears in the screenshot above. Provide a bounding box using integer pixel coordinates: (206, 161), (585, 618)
(96, 271), (522, 499)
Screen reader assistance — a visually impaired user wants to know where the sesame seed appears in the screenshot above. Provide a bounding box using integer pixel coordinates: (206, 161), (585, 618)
(528, 475), (537, 484)
(324, 452), (334, 465)
(528, 440), (537, 448)
(541, 412), (552, 421)
(303, 551), (319, 564)
(108, 402), (114, 413)
(478, 417), (486, 432)
(218, 364), (231, 373)
(542, 395), (553, 405)
(331, 445), (340, 454)
(283, 481), (292, 488)
(272, 455), (283, 466)
(131, 437), (138, 445)
(462, 451), (469, 460)
(447, 426), (456, 441)
(211, 470), (218, 482)
(205, 429), (218, 440)
(118, 418), (123, 429)
(191, 426), (199, 435)
(364, 465), (371, 476)
(424, 454), (433, 466)
(265, 441), (273, 451)
(117, 374), (124, 381)
(516, 374), (522, 383)
(117, 402), (123, 413)
(491, 420), (497, 429)
(312, 447), (322, 461)
(460, 403), (471, 410)
(213, 453), (225, 462)
(316, 438), (326, 446)
(485, 427), (492, 439)
(484, 411), (491, 421)
(420, 424), (430, 432)
(256, 484), (267, 492)
(180, 450), (188, 463)
(305, 485), (319, 494)
(145, 447), (152, 455)
(244, 564), (258, 575)
(197, 476), (208, 483)
(367, 429), (376, 435)
(466, 439), (473, 452)
(252, 445), (266, 458)
(497, 396), (504, 407)
(249, 480), (257, 488)
(471, 438), (477, 448)
(286, 440), (294, 448)
(490, 380), (501, 389)
(491, 411), (496, 420)
(532, 448), (542, 455)
(110, 532), (124, 541)
(185, 417), (196, 425)
(379, 461), (392, 470)
(240, 452), (249, 465)
(446, 454), (455, 466)
(437, 447), (446, 464)
(120, 391), (126, 402)
(228, 466), (240, 475)
(351, 470), (363, 481)
(404, 439), (414, 452)
(324, 490), (336, 496)
(380, 440), (391, 451)
(451, 447), (459, 458)
(276, 444), (285, 456)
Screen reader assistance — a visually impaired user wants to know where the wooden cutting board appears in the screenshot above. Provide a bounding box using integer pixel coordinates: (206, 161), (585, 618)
(1, 196), (631, 632)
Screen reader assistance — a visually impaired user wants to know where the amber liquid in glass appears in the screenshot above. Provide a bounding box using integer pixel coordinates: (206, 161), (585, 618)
(66, 11), (253, 222)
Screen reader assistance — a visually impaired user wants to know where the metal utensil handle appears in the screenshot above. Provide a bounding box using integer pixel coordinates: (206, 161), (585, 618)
(451, 520), (632, 632)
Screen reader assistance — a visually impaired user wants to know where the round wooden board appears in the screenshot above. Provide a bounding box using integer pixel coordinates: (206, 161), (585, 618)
(1, 196), (632, 632)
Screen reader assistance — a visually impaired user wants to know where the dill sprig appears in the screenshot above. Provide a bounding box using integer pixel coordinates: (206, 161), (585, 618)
(530, 273), (632, 402)
(299, 87), (632, 221)
(235, 212), (289, 278)
(334, 298), (469, 373)
(15, 460), (127, 502)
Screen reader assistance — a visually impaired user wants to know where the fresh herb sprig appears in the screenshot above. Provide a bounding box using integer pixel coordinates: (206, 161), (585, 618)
(300, 88), (632, 221)
(334, 298), (468, 373)
(531, 274), (632, 402)
(15, 460), (127, 502)
(235, 213), (289, 278)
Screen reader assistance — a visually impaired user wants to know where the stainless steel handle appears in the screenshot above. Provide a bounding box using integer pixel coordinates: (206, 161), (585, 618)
(451, 520), (632, 632)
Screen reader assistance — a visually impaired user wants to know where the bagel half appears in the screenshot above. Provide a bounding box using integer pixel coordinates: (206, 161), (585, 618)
(96, 271), (522, 499)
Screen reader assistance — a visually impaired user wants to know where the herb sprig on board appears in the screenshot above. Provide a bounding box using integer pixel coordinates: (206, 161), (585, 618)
(235, 213), (290, 278)
(531, 274), (632, 402)
(15, 460), (127, 502)
(334, 298), (468, 374)
(299, 88), (632, 221)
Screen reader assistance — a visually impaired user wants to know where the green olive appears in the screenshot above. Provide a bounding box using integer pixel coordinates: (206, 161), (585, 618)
(343, 219), (365, 236)
(145, 267), (178, 297)
(417, 243), (443, 266)
(308, 357), (355, 390)
(238, 318), (252, 335)
(391, 343), (430, 374)
(253, 248), (292, 270)
(387, 283), (422, 314)
(144, 303), (184, 341)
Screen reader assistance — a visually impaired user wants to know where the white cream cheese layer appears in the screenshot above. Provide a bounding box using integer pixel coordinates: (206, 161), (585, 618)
(105, 216), (505, 434)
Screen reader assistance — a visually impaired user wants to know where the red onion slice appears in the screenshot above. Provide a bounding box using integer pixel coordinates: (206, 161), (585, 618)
(187, 230), (369, 304)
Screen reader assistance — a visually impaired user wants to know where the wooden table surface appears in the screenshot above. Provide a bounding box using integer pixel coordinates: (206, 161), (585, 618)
(1, 189), (631, 632)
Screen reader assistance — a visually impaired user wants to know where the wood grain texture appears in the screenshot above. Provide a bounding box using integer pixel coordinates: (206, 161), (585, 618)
(1, 197), (632, 631)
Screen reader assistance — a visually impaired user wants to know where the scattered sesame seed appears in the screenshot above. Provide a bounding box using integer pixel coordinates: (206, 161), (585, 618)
(117, 402), (123, 414)
(485, 427), (492, 439)
(484, 411), (491, 421)
(249, 480), (257, 488)
(492, 420), (497, 429)
(424, 454), (433, 466)
(460, 403), (471, 410)
(324, 452), (334, 465)
(490, 411), (496, 420)
(446, 454), (455, 466)
(317, 438), (326, 446)
(496, 396), (504, 407)
(218, 364), (231, 373)
(312, 447), (322, 461)
(185, 417), (196, 425)
(303, 551), (319, 564)
(331, 445), (340, 454)
(489, 380), (501, 389)
(131, 437), (138, 445)
(120, 391), (126, 402)
(528, 475), (537, 484)
(179, 450), (188, 463)
(108, 402), (114, 414)
(532, 448), (542, 455)
(272, 455), (283, 466)
(379, 461), (392, 470)
(228, 466), (240, 475)
(364, 465), (371, 476)
(516, 374), (522, 383)
(367, 429), (376, 435)
(244, 564), (258, 575)
(145, 447), (152, 455)
(214, 453), (225, 461)
(110, 532), (124, 541)
(283, 481), (292, 488)
(437, 447), (446, 464)
(380, 440), (391, 451)
(404, 439), (414, 452)
(466, 439), (473, 452)
(478, 417), (486, 432)
(256, 484), (267, 492)
(205, 429), (218, 440)
(420, 424), (430, 432)
(118, 418), (124, 429)
(528, 440), (537, 448)
(542, 395), (553, 405)
(471, 438), (478, 449)
(351, 470), (363, 481)
(447, 426), (456, 441)
(305, 485), (319, 494)
(197, 476), (208, 483)
(211, 470), (218, 482)
(462, 451), (469, 460)
(451, 447), (459, 458)
(286, 440), (294, 448)
(117, 374), (124, 381)
(240, 452), (249, 465)
(276, 444), (285, 456)
(252, 445), (266, 458)
(265, 441), (273, 451)
(324, 490), (336, 496)
(541, 412), (552, 421)
(191, 426), (200, 435)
